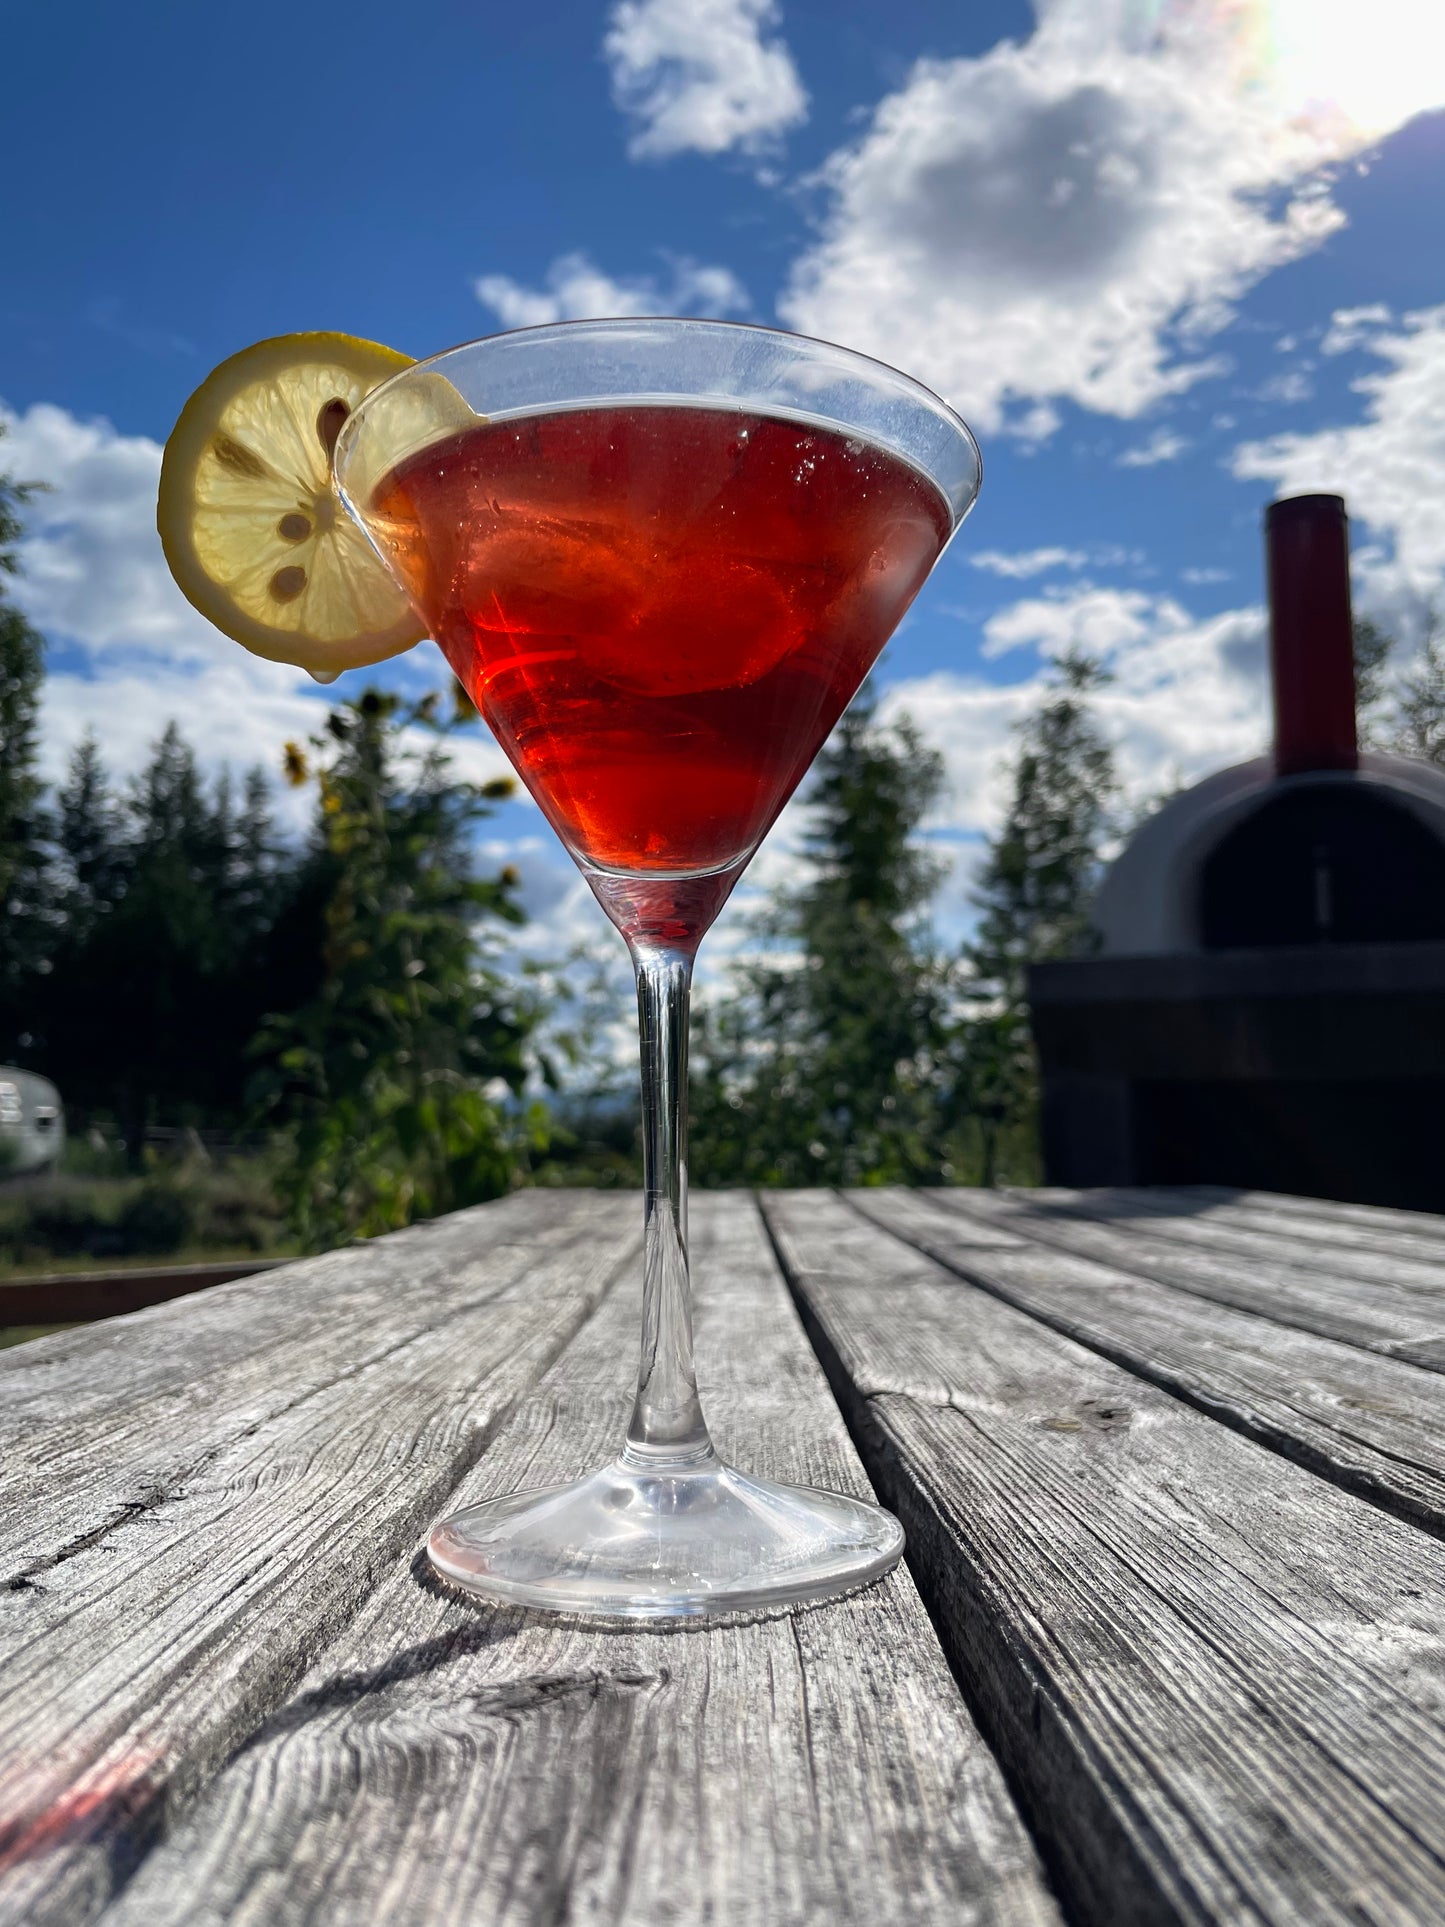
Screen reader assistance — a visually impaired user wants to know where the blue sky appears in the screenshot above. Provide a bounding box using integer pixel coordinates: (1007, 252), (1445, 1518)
(3, 0), (1444, 962)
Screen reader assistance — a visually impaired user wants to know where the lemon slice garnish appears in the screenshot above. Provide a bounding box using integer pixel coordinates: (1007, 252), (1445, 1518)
(157, 332), (465, 677)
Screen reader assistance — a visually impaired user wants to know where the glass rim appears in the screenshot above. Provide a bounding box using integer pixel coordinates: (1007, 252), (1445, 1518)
(341, 314), (983, 522)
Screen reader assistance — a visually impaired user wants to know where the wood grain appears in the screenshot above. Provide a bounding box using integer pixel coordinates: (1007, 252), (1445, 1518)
(961, 1188), (1445, 1370)
(97, 1194), (1061, 1927)
(1029, 1188), (1445, 1298)
(854, 1185), (1445, 1536)
(1, 1192), (562, 1426)
(766, 1188), (1445, 1927)
(0, 1192), (606, 1567)
(0, 1192), (637, 1927)
(1186, 1186), (1445, 1252)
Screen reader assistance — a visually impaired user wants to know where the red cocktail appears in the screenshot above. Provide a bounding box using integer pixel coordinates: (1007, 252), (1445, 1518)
(336, 320), (980, 1622)
(370, 405), (950, 882)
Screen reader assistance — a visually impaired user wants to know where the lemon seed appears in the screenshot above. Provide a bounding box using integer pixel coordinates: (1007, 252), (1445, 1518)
(269, 566), (307, 602)
(317, 398), (350, 459)
(278, 512), (312, 542)
(212, 433), (269, 478)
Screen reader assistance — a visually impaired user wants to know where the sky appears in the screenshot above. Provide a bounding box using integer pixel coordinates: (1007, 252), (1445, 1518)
(3, 0), (1444, 976)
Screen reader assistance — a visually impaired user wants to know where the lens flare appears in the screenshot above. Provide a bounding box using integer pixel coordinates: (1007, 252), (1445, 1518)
(1127, 0), (1445, 140)
(1266, 0), (1445, 137)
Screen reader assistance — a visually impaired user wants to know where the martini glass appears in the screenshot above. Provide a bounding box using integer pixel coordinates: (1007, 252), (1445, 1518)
(335, 319), (981, 1620)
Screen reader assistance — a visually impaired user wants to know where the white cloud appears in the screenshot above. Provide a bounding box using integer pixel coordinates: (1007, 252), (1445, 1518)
(1117, 428), (1191, 467)
(1322, 304), (1393, 355)
(970, 545), (1088, 578)
(37, 649), (517, 837)
(1255, 368), (1314, 405)
(0, 400), (515, 816)
(881, 584), (1270, 847)
(2, 401), (218, 665)
(779, 0), (1418, 439)
(475, 251), (749, 330)
(1232, 305), (1445, 614)
(878, 673), (1040, 846)
(39, 658), (328, 819)
(603, 0), (807, 160)
(982, 584), (1158, 660)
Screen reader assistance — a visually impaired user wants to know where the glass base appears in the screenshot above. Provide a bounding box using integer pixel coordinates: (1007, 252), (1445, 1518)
(428, 1453), (905, 1622)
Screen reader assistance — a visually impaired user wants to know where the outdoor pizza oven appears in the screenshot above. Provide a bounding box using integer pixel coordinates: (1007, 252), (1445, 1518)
(1029, 493), (1445, 1209)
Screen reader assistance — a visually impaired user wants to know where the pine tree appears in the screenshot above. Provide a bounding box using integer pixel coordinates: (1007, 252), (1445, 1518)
(254, 688), (541, 1247)
(34, 735), (129, 1104)
(690, 688), (954, 1186)
(1394, 616), (1445, 768)
(36, 726), (310, 1157)
(1352, 615), (1394, 734)
(55, 732), (127, 939)
(964, 649), (1117, 1183)
(0, 433), (50, 1041)
(37, 727), (218, 1154)
(969, 650), (1117, 1004)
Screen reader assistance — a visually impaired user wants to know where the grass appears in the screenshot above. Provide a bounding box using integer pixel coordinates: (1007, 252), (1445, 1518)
(0, 1156), (290, 1272)
(0, 1322), (85, 1350)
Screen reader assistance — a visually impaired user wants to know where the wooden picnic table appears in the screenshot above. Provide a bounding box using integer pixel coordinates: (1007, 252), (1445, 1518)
(2, 1184), (1444, 1926)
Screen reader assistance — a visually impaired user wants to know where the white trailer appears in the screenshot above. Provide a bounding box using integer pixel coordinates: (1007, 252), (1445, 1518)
(0, 1069), (65, 1176)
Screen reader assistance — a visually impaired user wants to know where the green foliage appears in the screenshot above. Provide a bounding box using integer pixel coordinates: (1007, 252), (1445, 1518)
(252, 688), (544, 1248)
(947, 1005), (1040, 1189)
(962, 650), (1118, 1181)
(115, 1180), (198, 1255)
(1, 651), (547, 1254)
(0, 1158), (287, 1268)
(1346, 610), (1445, 765)
(0, 433), (50, 1021)
(516, 942), (643, 1187)
(528, 1097), (642, 1188)
(968, 650), (1117, 1005)
(691, 688), (959, 1186)
(15, 727), (315, 1160)
(1352, 615), (1394, 730)
(1394, 616), (1445, 768)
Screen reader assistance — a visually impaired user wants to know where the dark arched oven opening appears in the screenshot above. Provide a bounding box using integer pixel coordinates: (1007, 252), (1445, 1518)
(1199, 787), (1445, 949)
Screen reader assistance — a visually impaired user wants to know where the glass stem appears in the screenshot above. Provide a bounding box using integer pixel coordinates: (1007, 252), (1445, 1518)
(624, 943), (714, 1468)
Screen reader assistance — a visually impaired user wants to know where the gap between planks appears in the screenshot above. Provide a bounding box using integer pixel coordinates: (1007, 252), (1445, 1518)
(849, 1185), (1445, 1543)
(1008, 1190), (1445, 1372)
(1031, 1187), (1445, 1300)
(1168, 1186), (1445, 1256)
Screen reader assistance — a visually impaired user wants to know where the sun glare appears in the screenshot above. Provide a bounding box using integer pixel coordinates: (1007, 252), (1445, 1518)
(1264, 0), (1445, 137)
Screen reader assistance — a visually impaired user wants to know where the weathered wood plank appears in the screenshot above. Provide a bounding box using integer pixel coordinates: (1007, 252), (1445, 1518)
(766, 1188), (1445, 1927)
(0, 1194), (638, 1927)
(97, 1194), (1061, 1927)
(1189, 1186), (1445, 1249)
(0, 1191), (598, 1572)
(855, 1186), (1445, 1536)
(1140, 1186), (1445, 1266)
(928, 1186), (1445, 1373)
(1029, 1188), (1445, 1298)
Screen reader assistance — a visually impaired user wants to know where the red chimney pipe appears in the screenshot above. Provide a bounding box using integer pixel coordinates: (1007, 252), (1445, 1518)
(1266, 492), (1358, 776)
